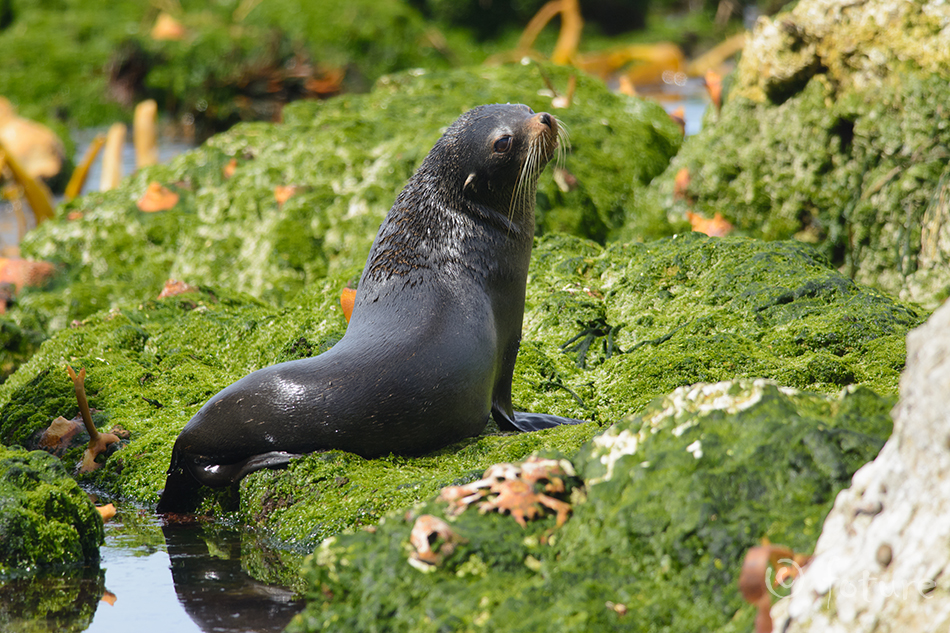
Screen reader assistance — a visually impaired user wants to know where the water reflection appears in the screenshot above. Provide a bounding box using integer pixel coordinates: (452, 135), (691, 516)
(78, 513), (302, 633)
(0, 566), (103, 632)
(161, 523), (303, 633)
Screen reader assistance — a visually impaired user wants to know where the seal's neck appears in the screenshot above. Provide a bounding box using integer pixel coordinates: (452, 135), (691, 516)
(361, 166), (535, 290)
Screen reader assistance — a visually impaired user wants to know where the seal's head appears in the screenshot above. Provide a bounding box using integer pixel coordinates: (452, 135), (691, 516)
(428, 104), (565, 222)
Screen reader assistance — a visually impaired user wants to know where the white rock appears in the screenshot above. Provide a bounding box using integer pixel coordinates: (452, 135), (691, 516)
(776, 300), (950, 632)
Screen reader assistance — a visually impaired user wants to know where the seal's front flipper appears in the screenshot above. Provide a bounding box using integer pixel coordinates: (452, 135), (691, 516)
(156, 464), (202, 514)
(510, 411), (586, 432)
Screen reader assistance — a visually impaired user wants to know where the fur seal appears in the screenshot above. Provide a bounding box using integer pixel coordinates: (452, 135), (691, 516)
(157, 104), (580, 513)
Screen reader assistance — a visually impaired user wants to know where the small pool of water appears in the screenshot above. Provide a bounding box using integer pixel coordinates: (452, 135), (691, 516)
(85, 513), (304, 633)
(0, 510), (304, 633)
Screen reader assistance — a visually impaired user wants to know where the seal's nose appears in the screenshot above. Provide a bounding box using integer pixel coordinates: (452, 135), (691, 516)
(539, 113), (553, 128)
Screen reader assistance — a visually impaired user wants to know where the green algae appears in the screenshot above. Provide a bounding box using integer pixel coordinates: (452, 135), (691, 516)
(0, 0), (464, 133)
(238, 423), (600, 557)
(288, 380), (892, 633)
(17, 62), (679, 334)
(0, 316), (45, 384)
(0, 281), (350, 505)
(0, 446), (103, 576)
(516, 233), (921, 424)
(649, 0), (950, 307)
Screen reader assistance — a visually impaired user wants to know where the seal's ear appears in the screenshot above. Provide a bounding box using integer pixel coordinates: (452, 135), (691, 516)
(463, 172), (476, 192)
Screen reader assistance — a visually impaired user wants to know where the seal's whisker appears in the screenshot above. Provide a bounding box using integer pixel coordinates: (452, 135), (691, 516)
(555, 123), (571, 171)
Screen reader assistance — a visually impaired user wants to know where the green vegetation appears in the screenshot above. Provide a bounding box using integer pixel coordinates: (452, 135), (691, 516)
(0, 233), (918, 554)
(650, 0), (950, 307)
(289, 381), (892, 632)
(0, 0), (458, 134)
(0, 0), (742, 139)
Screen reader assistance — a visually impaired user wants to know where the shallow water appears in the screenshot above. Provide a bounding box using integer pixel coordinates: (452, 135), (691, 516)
(3, 510), (306, 633)
(86, 517), (206, 633)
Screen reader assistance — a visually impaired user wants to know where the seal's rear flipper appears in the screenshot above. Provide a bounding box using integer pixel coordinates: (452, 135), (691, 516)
(510, 411), (586, 432)
(156, 450), (301, 514)
(232, 451), (302, 480)
(156, 462), (202, 514)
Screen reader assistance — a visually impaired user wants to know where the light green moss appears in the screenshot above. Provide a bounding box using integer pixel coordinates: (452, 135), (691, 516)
(0, 0), (464, 133)
(0, 232), (919, 559)
(238, 424), (599, 556)
(515, 233), (920, 424)
(648, 0), (950, 307)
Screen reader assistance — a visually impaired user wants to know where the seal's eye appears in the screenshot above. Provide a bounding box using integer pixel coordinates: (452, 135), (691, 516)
(493, 136), (512, 154)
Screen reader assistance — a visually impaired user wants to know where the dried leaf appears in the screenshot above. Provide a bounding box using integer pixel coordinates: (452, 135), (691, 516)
(739, 542), (812, 633)
(38, 415), (85, 456)
(687, 210), (734, 237)
(673, 167), (690, 201)
(137, 182), (179, 212)
(705, 70), (723, 114)
(96, 503), (117, 522)
(340, 287), (356, 323)
(223, 158), (238, 179)
(151, 12), (186, 41)
(274, 185), (298, 206)
(0, 257), (55, 292)
(157, 279), (199, 299)
(669, 106), (686, 136)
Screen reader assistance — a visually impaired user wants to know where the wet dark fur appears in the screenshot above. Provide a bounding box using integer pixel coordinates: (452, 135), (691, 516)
(156, 104), (579, 513)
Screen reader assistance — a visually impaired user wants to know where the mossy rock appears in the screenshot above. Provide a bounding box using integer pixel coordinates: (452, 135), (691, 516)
(237, 424), (600, 556)
(288, 379), (892, 633)
(0, 232), (921, 556)
(516, 232), (921, 422)
(0, 316), (45, 385)
(0, 446), (103, 577)
(647, 0), (950, 308)
(16, 62), (680, 333)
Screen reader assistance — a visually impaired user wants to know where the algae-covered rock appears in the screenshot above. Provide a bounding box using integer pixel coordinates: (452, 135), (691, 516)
(288, 379), (892, 633)
(18, 62), (680, 332)
(0, 446), (103, 576)
(516, 233), (921, 421)
(649, 0), (950, 307)
(0, 282), (349, 501)
(0, 316), (45, 384)
(238, 424), (600, 554)
(0, 232), (919, 553)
